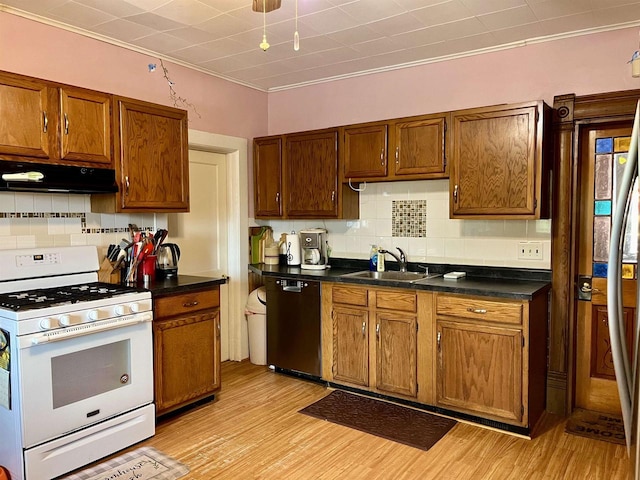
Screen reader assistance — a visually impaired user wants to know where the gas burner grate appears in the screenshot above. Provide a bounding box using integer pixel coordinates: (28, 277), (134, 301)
(0, 282), (145, 312)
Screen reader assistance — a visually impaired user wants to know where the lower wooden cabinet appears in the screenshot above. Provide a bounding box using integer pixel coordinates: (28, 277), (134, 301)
(435, 292), (547, 428)
(437, 319), (523, 423)
(322, 284), (431, 403)
(153, 286), (221, 416)
(376, 311), (418, 397)
(323, 282), (549, 432)
(331, 305), (369, 386)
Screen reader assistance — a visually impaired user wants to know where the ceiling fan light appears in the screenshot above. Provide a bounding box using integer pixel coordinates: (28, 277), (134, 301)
(293, 0), (299, 51)
(260, 34), (270, 51)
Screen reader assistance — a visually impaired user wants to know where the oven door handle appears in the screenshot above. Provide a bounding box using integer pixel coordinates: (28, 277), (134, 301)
(20, 313), (153, 349)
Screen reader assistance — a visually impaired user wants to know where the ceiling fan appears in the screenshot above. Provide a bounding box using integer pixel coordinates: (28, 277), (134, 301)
(252, 0), (281, 13)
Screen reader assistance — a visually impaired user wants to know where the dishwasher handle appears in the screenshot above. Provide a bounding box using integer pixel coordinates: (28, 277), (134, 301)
(276, 279), (308, 292)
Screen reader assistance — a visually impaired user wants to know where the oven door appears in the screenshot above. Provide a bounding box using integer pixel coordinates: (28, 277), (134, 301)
(18, 317), (153, 448)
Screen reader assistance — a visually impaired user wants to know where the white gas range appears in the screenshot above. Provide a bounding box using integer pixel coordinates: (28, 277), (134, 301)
(0, 246), (155, 480)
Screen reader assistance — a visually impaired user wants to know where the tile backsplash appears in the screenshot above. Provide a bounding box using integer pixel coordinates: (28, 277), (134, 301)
(257, 179), (551, 270)
(0, 192), (167, 252)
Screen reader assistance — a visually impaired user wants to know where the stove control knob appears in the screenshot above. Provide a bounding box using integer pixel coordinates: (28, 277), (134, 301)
(40, 317), (59, 330)
(88, 310), (105, 321)
(59, 315), (72, 326)
(115, 305), (130, 316)
(130, 303), (141, 313)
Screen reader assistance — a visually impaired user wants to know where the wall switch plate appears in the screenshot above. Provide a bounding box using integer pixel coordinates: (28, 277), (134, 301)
(518, 241), (543, 260)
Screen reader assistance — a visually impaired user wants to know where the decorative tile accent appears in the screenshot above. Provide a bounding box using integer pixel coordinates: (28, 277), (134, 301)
(0, 212), (152, 235)
(392, 200), (426, 238)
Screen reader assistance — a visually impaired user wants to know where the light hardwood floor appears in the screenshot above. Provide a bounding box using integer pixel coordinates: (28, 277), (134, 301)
(103, 361), (631, 479)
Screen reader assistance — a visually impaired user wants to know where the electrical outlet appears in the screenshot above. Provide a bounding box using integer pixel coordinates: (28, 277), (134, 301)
(518, 241), (543, 260)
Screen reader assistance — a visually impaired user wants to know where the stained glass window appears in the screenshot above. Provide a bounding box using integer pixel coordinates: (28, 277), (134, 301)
(593, 135), (637, 278)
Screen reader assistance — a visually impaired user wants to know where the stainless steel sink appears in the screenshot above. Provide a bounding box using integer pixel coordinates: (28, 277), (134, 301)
(341, 270), (441, 283)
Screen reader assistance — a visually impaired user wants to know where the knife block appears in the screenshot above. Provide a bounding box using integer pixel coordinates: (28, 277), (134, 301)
(98, 257), (121, 284)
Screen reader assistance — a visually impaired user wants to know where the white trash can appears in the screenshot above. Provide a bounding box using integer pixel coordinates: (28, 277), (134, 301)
(245, 286), (267, 365)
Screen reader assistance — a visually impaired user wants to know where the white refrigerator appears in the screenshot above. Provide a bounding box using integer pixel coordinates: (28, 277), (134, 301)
(608, 100), (640, 478)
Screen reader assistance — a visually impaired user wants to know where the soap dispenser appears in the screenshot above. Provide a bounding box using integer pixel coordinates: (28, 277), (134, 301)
(377, 249), (385, 272)
(369, 245), (378, 271)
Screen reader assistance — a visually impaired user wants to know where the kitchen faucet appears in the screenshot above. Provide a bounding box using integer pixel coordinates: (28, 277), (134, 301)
(377, 247), (408, 272)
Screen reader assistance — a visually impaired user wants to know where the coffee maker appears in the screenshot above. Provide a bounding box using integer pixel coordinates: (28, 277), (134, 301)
(300, 228), (328, 270)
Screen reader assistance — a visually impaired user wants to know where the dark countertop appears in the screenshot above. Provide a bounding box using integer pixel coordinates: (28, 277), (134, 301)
(250, 262), (551, 300)
(143, 274), (227, 297)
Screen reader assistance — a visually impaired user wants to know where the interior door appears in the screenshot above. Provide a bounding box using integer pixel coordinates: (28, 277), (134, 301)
(575, 124), (637, 414)
(168, 149), (229, 361)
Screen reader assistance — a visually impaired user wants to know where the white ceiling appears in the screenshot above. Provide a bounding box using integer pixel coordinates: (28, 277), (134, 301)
(2, 0), (640, 92)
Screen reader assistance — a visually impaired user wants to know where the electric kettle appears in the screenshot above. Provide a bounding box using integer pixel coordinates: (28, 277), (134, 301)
(156, 243), (180, 278)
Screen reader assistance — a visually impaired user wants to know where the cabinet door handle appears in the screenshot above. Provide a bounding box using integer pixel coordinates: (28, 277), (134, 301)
(183, 301), (199, 308)
(395, 146), (399, 164)
(275, 192), (280, 204)
(64, 113), (69, 135)
(442, 120), (447, 168)
(43, 111), (48, 133)
(437, 331), (441, 351)
(453, 184), (459, 203)
(362, 321), (366, 336)
(125, 176), (130, 196)
(380, 148), (385, 166)
(376, 323), (380, 338)
(331, 190), (335, 203)
(467, 308), (487, 314)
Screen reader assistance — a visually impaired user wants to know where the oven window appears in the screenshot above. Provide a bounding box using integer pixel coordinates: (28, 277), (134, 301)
(51, 340), (131, 409)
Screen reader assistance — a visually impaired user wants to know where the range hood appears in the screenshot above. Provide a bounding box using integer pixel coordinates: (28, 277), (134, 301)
(0, 161), (118, 194)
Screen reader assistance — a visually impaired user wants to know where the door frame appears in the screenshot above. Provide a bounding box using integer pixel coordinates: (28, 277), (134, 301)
(552, 90), (640, 415)
(188, 129), (249, 362)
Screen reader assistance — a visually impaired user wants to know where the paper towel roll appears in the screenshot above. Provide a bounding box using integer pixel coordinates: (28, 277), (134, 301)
(286, 232), (301, 266)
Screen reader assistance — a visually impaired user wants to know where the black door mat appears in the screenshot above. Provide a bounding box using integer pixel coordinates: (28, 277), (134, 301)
(565, 408), (626, 445)
(299, 390), (457, 451)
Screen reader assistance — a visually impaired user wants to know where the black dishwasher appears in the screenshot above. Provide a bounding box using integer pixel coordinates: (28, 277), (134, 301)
(265, 276), (321, 378)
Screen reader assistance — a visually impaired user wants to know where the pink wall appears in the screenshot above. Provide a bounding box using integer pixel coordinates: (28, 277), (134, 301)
(0, 12), (268, 141)
(268, 27), (640, 134)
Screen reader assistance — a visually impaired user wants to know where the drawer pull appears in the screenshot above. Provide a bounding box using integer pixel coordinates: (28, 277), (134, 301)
(467, 308), (487, 314)
(183, 301), (199, 308)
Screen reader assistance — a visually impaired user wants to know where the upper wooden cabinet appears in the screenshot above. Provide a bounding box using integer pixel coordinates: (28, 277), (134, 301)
(0, 72), (54, 160)
(254, 136), (283, 217)
(342, 122), (388, 179)
(253, 129), (359, 219)
(0, 71), (111, 166)
(286, 129), (340, 218)
(341, 113), (449, 183)
(59, 86), (111, 165)
(93, 97), (189, 213)
(449, 101), (550, 219)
